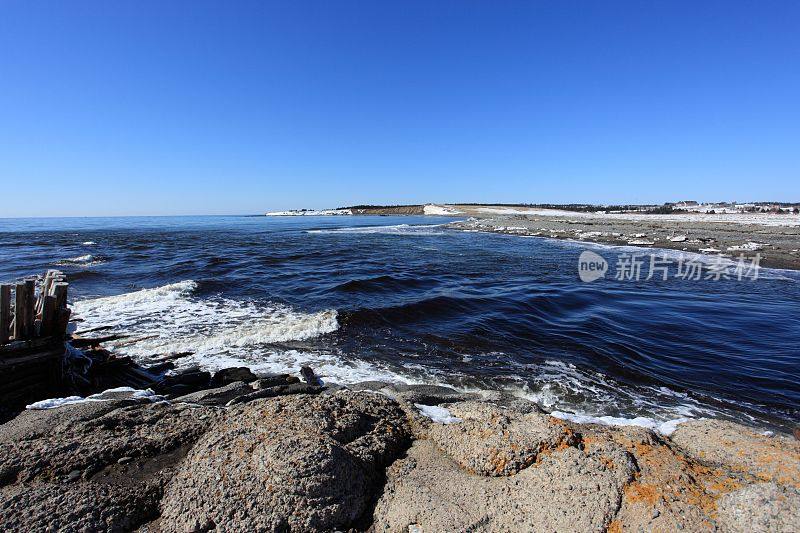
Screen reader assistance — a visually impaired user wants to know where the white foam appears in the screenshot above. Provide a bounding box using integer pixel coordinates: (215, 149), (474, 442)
(73, 281), (340, 355)
(70, 281), (426, 385)
(550, 410), (689, 436)
(81, 241), (97, 245)
(415, 404), (462, 424)
(56, 254), (103, 266)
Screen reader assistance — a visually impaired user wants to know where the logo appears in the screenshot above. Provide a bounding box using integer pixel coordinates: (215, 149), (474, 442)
(578, 251), (608, 282)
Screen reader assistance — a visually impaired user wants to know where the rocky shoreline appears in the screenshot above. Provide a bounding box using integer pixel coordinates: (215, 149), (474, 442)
(448, 206), (800, 271)
(1, 365), (798, 532)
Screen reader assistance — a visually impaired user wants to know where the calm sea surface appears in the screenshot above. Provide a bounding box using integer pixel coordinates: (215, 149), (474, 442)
(1, 215), (798, 430)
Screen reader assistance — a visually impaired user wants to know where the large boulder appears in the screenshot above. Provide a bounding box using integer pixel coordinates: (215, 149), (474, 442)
(159, 391), (412, 532)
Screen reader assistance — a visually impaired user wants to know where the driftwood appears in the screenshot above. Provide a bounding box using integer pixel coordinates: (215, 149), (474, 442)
(70, 334), (129, 348)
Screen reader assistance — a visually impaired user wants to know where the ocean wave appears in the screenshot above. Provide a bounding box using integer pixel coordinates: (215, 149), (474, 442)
(73, 280), (343, 369)
(332, 274), (437, 293)
(55, 254), (106, 266)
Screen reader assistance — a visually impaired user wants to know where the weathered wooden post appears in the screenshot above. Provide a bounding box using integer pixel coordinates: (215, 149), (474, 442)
(40, 295), (56, 338)
(52, 282), (70, 336)
(13, 283), (25, 340)
(0, 285), (10, 345)
(23, 279), (35, 340)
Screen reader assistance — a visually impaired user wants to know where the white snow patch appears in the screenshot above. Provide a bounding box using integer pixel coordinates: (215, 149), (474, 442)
(727, 242), (767, 252)
(423, 204), (461, 215)
(477, 207), (536, 215)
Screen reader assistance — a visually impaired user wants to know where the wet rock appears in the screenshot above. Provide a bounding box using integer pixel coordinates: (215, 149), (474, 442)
(300, 365), (323, 386)
(251, 373), (301, 389)
(224, 382), (324, 406)
(155, 368), (211, 395)
(172, 381), (253, 406)
(347, 381), (478, 406)
(716, 482), (800, 532)
(144, 361), (175, 374)
(159, 391), (411, 532)
(211, 366), (257, 386)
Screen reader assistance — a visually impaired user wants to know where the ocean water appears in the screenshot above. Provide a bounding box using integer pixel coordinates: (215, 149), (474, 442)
(1, 215), (798, 431)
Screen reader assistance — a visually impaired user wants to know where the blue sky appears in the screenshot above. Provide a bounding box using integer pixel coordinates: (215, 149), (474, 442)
(1, 1), (798, 216)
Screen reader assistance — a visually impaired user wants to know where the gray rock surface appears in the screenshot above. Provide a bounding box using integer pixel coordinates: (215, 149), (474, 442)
(0, 400), (221, 530)
(251, 373), (301, 389)
(172, 381), (253, 406)
(2, 379), (799, 532)
(671, 419), (800, 488)
(427, 401), (578, 476)
(373, 437), (635, 532)
(159, 391), (412, 532)
(716, 482), (800, 533)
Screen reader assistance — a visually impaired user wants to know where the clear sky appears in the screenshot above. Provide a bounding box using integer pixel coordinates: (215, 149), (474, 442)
(1, 1), (798, 216)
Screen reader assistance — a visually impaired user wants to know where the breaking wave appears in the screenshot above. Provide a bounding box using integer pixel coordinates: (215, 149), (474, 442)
(72, 281), (358, 378)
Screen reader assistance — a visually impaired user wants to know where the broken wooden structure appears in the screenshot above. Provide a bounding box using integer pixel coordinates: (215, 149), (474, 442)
(0, 269), (71, 346)
(0, 270), (72, 420)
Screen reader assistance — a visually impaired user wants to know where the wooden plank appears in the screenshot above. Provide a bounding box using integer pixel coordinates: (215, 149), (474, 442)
(40, 295), (56, 338)
(23, 279), (35, 339)
(13, 283), (25, 340)
(0, 285), (10, 345)
(52, 282), (68, 309)
(72, 325), (114, 336)
(69, 334), (128, 347)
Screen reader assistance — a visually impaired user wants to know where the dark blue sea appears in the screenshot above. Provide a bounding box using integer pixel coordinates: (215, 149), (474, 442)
(1, 215), (798, 431)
